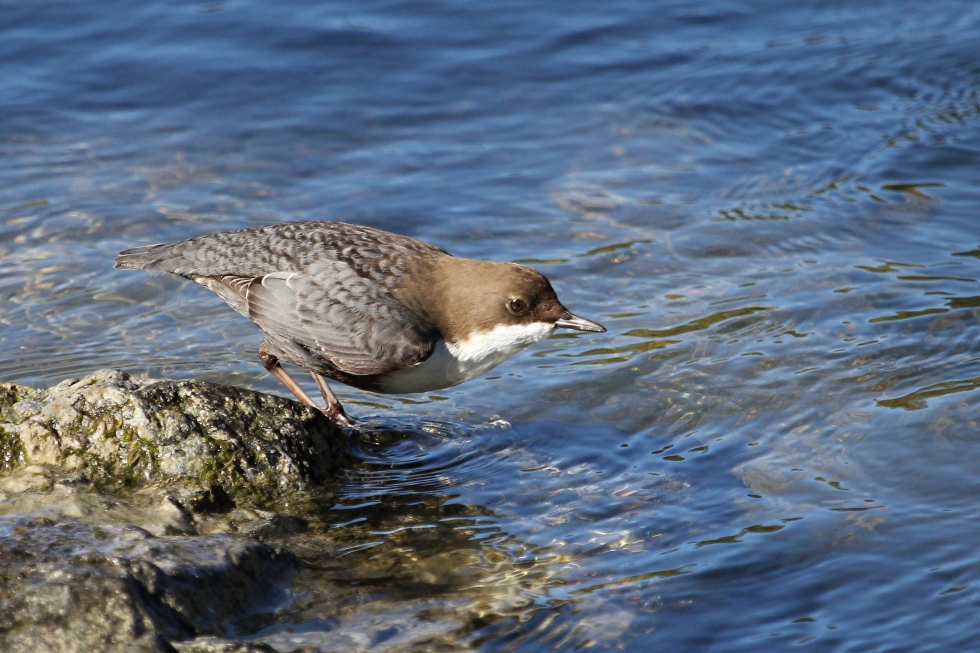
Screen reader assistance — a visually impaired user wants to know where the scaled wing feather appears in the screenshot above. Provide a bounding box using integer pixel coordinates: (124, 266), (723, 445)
(240, 269), (435, 375)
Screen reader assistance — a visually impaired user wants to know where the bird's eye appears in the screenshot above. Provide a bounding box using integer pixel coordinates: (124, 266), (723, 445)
(508, 298), (528, 314)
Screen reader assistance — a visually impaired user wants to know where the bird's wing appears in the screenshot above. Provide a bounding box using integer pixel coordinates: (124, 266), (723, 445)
(214, 266), (437, 376)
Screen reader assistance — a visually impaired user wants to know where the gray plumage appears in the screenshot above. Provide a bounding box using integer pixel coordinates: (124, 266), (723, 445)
(116, 221), (443, 380)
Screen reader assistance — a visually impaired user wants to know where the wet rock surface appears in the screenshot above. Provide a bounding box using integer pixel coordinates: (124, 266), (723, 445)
(0, 508), (294, 653)
(0, 371), (342, 652)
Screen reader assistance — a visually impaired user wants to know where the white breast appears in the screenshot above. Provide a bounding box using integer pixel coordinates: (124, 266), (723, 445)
(377, 321), (556, 394)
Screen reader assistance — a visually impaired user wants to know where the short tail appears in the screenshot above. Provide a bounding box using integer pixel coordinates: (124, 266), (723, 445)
(114, 243), (174, 271)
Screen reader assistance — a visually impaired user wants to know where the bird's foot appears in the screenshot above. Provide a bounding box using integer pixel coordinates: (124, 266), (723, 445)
(322, 404), (354, 429)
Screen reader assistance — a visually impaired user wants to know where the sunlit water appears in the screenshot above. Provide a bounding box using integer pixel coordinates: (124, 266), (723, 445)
(3, 0), (980, 650)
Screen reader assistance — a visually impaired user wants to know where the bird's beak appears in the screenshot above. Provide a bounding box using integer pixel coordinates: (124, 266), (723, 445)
(555, 312), (606, 333)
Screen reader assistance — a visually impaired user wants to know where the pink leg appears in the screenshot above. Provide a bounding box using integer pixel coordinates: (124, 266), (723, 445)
(312, 371), (353, 427)
(259, 349), (352, 427)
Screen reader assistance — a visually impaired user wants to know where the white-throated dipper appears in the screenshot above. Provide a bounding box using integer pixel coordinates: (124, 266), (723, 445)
(115, 221), (605, 426)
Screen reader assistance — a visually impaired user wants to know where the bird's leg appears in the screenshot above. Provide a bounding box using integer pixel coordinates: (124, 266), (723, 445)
(312, 371), (354, 427)
(259, 349), (321, 409)
(258, 347), (353, 427)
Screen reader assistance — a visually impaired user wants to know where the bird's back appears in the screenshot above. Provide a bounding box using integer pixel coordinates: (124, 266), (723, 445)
(114, 220), (447, 282)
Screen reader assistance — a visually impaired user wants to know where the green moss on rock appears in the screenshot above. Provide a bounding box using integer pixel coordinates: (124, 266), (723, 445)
(0, 370), (349, 511)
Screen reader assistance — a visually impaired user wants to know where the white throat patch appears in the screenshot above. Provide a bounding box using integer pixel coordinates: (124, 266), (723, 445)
(378, 321), (555, 394)
(448, 321), (556, 364)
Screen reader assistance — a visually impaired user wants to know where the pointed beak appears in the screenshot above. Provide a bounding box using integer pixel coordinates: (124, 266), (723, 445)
(554, 312), (607, 333)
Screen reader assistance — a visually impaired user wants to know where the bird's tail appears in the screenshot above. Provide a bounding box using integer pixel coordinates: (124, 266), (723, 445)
(114, 243), (176, 271)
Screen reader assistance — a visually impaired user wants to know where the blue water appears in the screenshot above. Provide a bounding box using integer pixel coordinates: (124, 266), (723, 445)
(3, 0), (980, 650)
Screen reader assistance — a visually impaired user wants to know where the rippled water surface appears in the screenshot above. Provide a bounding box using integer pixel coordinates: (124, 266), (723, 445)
(3, 0), (980, 650)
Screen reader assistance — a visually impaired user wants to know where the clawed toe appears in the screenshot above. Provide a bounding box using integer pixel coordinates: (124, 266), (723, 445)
(322, 405), (354, 428)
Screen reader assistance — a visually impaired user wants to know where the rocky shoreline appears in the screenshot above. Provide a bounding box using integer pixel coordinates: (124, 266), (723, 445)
(0, 370), (349, 652)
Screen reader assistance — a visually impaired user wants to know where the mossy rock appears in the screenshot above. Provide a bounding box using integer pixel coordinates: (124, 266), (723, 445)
(0, 370), (349, 511)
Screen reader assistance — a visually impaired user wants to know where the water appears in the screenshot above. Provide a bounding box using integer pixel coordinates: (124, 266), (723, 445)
(3, 0), (980, 649)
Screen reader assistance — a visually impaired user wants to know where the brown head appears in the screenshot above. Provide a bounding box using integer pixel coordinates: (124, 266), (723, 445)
(402, 256), (606, 344)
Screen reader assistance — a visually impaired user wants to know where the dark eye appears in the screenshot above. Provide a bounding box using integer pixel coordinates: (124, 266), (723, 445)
(508, 298), (528, 314)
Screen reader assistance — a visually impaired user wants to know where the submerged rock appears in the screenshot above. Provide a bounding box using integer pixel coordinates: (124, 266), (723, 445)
(0, 371), (349, 652)
(0, 511), (295, 653)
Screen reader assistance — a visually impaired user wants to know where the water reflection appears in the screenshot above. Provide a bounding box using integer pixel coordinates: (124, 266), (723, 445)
(876, 376), (980, 411)
(249, 419), (580, 648)
(241, 412), (821, 650)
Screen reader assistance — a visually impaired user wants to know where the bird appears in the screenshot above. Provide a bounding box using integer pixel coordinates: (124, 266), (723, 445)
(115, 221), (606, 427)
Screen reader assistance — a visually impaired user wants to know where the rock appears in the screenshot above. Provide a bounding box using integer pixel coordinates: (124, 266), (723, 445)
(0, 370), (349, 510)
(0, 512), (297, 653)
(0, 371), (350, 652)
